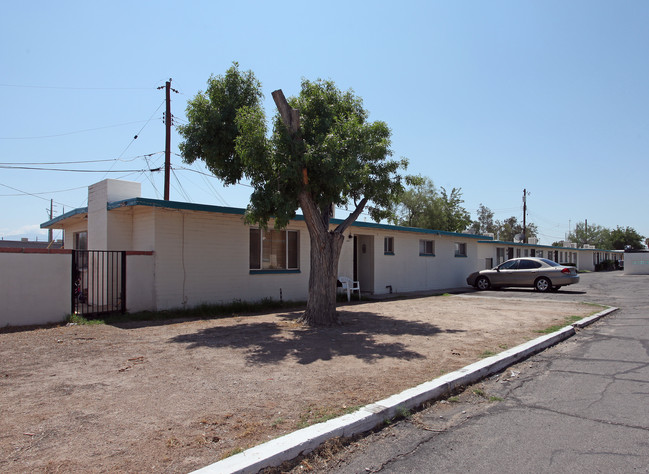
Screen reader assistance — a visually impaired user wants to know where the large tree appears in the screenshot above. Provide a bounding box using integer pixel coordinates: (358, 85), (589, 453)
(468, 204), (497, 236)
(606, 226), (645, 250)
(178, 64), (408, 326)
(494, 216), (538, 242)
(566, 221), (609, 248)
(389, 177), (471, 233)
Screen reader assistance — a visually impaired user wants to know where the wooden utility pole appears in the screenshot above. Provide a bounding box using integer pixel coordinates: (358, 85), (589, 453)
(522, 189), (527, 243)
(164, 79), (171, 200)
(158, 78), (178, 201)
(48, 199), (53, 243)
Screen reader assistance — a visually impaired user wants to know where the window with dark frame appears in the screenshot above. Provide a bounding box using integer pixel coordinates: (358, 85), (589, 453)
(249, 228), (299, 270)
(419, 239), (434, 256)
(384, 236), (394, 255)
(454, 242), (467, 257)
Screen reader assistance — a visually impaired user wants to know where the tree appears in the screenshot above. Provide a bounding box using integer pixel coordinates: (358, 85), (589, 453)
(178, 64), (409, 326)
(566, 222), (609, 248)
(606, 226), (645, 250)
(468, 204), (497, 236)
(389, 178), (471, 233)
(494, 216), (538, 242)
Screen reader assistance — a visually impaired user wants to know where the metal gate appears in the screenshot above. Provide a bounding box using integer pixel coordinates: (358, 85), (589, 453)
(72, 250), (126, 317)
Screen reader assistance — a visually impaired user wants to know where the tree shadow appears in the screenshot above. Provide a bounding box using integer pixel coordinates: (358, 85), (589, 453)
(168, 310), (466, 366)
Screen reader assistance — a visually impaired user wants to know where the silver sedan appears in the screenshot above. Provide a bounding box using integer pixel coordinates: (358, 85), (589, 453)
(466, 257), (580, 292)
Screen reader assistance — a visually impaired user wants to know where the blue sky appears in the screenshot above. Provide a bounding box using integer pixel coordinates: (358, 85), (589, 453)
(1, 0), (648, 245)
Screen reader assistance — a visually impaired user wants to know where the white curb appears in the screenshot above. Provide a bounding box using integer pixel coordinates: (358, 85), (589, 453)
(192, 306), (617, 474)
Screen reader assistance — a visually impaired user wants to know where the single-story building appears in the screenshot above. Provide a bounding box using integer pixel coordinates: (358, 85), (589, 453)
(40, 179), (489, 313)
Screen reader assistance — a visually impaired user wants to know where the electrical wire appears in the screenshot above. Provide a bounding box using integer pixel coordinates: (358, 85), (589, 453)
(0, 83), (153, 91)
(0, 184), (88, 197)
(0, 152), (163, 166)
(0, 165), (161, 173)
(0, 182), (74, 208)
(0, 120), (150, 140)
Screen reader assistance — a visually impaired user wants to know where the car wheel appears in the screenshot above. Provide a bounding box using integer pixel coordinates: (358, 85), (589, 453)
(476, 276), (491, 291)
(535, 277), (551, 292)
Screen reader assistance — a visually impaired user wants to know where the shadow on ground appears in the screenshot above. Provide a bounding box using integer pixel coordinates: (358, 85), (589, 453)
(168, 310), (466, 365)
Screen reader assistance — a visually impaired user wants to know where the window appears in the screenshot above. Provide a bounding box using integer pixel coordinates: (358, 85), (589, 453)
(516, 248), (521, 258)
(454, 242), (467, 257)
(538, 250), (544, 258)
(384, 237), (394, 255)
(74, 231), (88, 250)
(524, 249), (529, 257)
(249, 228), (299, 271)
(419, 239), (434, 256)
(518, 259), (542, 269)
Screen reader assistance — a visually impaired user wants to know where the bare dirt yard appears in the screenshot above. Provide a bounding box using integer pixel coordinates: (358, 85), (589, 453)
(0, 294), (597, 473)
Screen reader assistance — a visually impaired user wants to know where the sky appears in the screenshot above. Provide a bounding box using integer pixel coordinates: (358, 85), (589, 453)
(1, 0), (648, 245)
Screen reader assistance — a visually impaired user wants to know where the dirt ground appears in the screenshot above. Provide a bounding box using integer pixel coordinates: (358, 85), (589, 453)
(0, 294), (596, 473)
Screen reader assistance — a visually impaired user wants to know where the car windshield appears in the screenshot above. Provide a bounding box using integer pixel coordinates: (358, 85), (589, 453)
(539, 258), (560, 267)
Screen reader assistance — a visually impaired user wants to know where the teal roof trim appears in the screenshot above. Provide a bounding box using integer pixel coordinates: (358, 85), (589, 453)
(40, 206), (88, 228)
(44, 196), (491, 241)
(107, 197), (247, 216)
(477, 239), (617, 252)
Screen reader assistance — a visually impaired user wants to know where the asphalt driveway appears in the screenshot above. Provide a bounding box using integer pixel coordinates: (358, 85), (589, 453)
(298, 271), (649, 473)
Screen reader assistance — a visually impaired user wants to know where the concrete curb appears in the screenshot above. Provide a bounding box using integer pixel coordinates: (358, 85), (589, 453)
(192, 306), (618, 474)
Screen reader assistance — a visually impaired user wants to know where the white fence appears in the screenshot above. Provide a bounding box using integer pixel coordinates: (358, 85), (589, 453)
(1, 249), (72, 327)
(1, 249), (155, 328)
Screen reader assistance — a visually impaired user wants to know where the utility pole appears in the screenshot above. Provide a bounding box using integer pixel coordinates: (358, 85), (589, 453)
(158, 78), (178, 201)
(48, 199), (53, 243)
(522, 189), (527, 243)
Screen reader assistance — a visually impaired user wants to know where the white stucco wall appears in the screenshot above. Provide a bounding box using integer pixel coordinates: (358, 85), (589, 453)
(0, 251), (71, 327)
(148, 208), (311, 310)
(624, 251), (649, 275)
(126, 253), (155, 312)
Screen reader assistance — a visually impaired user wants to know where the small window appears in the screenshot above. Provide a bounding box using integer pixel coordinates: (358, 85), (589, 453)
(538, 250), (544, 258)
(250, 228), (299, 270)
(454, 242), (467, 257)
(516, 248), (521, 258)
(419, 239), (434, 256)
(524, 249), (529, 257)
(384, 237), (394, 255)
(74, 231), (88, 250)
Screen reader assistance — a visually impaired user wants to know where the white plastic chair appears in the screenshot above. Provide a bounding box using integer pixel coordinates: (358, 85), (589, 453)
(338, 276), (361, 301)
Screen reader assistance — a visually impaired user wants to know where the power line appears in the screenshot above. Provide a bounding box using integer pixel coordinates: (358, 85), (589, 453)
(0, 182), (74, 208)
(0, 152), (163, 166)
(0, 83), (153, 91)
(0, 184), (88, 197)
(0, 120), (149, 140)
(0, 165), (161, 173)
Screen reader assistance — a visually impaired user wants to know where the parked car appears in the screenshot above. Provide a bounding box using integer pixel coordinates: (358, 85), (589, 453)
(466, 257), (580, 292)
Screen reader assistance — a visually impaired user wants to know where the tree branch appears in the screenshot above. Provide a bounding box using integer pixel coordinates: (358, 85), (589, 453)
(272, 89), (300, 134)
(335, 197), (369, 235)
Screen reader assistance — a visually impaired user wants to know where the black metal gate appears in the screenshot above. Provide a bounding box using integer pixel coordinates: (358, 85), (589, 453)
(72, 250), (126, 317)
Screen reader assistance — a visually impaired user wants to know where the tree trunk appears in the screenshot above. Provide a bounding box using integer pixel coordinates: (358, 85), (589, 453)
(300, 224), (345, 326)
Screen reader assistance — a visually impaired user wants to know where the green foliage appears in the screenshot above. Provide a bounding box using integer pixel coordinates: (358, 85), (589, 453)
(179, 64), (408, 230)
(468, 204), (497, 235)
(566, 221), (609, 248)
(389, 177), (471, 232)
(178, 62), (263, 186)
(566, 222), (645, 250)
(494, 216), (538, 242)
(607, 226), (645, 250)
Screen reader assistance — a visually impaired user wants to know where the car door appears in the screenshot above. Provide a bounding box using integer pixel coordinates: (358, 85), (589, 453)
(492, 259), (519, 286)
(514, 258), (542, 286)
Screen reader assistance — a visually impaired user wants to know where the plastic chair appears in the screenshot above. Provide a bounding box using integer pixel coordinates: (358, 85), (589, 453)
(338, 276), (361, 301)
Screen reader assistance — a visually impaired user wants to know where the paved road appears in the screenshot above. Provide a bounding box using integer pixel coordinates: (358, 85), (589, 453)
(314, 272), (649, 473)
